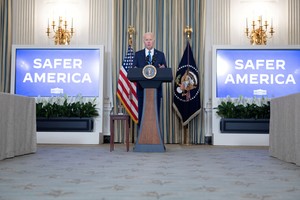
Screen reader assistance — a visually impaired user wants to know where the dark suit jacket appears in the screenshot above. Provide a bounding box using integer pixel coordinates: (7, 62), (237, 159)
(133, 48), (167, 98)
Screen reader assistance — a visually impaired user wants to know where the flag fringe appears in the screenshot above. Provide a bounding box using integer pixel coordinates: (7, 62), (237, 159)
(172, 102), (201, 126)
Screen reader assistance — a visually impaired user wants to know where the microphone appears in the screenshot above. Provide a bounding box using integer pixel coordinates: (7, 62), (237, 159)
(145, 55), (150, 64)
(152, 55), (156, 64)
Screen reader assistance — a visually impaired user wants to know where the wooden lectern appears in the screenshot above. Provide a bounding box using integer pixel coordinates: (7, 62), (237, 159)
(128, 67), (172, 152)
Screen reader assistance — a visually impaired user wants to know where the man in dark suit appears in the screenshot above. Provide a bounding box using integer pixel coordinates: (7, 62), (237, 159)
(133, 32), (167, 126)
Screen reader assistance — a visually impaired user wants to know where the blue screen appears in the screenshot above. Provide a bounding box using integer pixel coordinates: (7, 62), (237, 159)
(216, 49), (300, 98)
(14, 48), (101, 97)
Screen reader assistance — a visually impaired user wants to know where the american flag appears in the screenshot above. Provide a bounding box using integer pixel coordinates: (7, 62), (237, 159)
(117, 45), (138, 123)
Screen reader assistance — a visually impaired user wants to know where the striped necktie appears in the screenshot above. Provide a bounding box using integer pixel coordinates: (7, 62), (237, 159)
(148, 50), (152, 64)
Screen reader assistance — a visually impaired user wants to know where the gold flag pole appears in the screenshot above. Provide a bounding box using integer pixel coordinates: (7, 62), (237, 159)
(127, 25), (136, 143)
(125, 25), (135, 107)
(184, 26), (193, 41)
(128, 25), (135, 46)
(182, 25), (193, 145)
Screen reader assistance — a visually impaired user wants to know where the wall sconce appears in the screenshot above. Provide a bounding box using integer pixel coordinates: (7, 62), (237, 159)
(46, 16), (74, 45)
(245, 16), (275, 45)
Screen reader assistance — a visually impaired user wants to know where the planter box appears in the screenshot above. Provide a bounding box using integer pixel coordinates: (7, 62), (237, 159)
(37, 117), (94, 132)
(220, 118), (269, 134)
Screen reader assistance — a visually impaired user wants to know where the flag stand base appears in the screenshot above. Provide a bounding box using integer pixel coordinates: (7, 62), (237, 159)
(183, 125), (190, 145)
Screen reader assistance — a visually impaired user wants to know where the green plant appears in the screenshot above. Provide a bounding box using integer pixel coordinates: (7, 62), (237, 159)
(36, 95), (99, 118)
(215, 96), (270, 119)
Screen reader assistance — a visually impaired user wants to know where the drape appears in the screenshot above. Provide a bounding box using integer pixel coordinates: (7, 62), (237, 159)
(0, 0), (12, 93)
(112, 0), (206, 144)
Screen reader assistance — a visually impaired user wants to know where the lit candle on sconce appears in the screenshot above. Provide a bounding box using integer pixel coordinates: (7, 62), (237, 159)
(46, 18), (51, 37)
(259, 15), (262, 26)
(271, 18), (273, 27)
(244, 15), (275, 45)
(46, 15), (74, 45)
(71, 18), (73, 28)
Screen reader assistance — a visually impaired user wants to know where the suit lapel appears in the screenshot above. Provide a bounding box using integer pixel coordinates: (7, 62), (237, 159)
(153, 49), (159, 66)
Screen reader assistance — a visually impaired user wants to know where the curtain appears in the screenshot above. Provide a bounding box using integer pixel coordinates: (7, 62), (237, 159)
(0, 0), (12, 93)
(112, 0), (206, 144)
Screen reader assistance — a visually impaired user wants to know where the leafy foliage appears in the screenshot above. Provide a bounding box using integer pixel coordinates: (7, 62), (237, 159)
(215, 97), (270, 119)
(36, 95), (99, 118)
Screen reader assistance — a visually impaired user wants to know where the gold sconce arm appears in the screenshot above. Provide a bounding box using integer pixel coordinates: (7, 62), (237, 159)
(46, 16), (75, 45)
(245, 16), (274, 45)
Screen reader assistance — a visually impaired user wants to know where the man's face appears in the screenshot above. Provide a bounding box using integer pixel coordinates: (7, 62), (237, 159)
(143, 33), (155, 50)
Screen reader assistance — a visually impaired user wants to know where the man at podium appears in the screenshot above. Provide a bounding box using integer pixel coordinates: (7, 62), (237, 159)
(133, 32), (167, 126)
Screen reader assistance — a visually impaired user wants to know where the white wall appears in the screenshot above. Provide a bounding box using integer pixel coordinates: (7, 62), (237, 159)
(34, 0), (90, 46)
(230, 0), (288, 45)
(11, 0), (299, 145)
(12, 0), (113, 144)
(204, 0), (293, 145)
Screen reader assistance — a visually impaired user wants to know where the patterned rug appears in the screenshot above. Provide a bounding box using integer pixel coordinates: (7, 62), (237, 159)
(0, 144), (299, 200)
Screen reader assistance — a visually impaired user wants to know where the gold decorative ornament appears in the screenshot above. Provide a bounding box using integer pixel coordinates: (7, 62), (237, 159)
(46, 16), (74, 45)
(127, 25), (135, 46)
(184, 26), (193, 39)
(245, 16), (275, 45)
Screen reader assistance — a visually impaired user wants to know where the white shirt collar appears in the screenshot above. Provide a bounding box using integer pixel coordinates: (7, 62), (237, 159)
(145, 48), (154, 56)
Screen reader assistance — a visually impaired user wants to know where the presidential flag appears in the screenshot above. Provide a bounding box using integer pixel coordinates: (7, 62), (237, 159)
(173, 41), (201, 125)
(117, 45), (138, 123)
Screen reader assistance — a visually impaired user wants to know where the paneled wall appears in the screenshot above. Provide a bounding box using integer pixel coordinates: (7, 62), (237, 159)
(203, 0), (299, 139)
(11, 0), (300, 143)
(12, 0), (113, 137)
(12, 0), (35, 44)
(288, 0), (300, 44)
